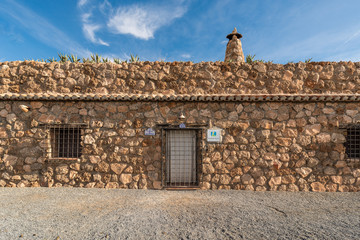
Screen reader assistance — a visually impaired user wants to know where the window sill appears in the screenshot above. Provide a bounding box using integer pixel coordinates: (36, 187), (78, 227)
(48, 157), (80, 161)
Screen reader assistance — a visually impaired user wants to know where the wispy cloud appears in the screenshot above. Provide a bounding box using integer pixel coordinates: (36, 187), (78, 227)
(240, 1), (360, 63)
(78, 0), (109, 46)
(0, 24), (24, 43)
(101, 53), (124, 61)
(181, 54), (191, 59)
(259, 24), (360, 63)
(107, 3), (187, 40)
(77, 0), (89, 8)
(325, 31), (360, 62)
(81, 12), (91, 22)
(99, 0), (111, 15)
(326, 50), (360, 62)
(0, 0), (91, 57)
(83, 23), (109, 46)
(77, 0), (188, 50)
(343, 29), (360, 45)
(78, 0), (108, 49)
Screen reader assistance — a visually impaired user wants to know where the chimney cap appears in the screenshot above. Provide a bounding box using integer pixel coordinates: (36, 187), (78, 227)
(226, 27), (242, 40)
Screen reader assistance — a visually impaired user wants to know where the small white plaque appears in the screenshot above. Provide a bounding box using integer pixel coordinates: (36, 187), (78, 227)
(179, 123), (186, 128)
(207, 129), (222, 142)
(145, 128), (156, 136)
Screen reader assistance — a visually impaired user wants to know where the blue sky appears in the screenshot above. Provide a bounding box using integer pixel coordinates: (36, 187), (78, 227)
(1, 0), (360, 63)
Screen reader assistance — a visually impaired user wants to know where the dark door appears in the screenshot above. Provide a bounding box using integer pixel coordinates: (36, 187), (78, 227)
(165, 130), (197, 186)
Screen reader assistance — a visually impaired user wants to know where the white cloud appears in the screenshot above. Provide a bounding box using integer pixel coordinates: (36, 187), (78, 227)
(101, 53), (129, 62)
(324, 44), (360, 62)
(77, 0), (89, 8)
(256, 24), (360, 63)
(181, 54), (191, 59)
(81, 12), (91, 22)
(78, 1), (109, 46)
(99, 0), (111, 15)
(78, 1), (188, 45)
(82, 23), (109, 46)
(107, 3), (187, 40)
(343, 29), (360, 45)
(0, 0), (91, 57)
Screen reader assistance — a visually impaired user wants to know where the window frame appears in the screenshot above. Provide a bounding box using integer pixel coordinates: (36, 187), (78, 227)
(44, 123), (86, 160)
(344, 124), (360, 159)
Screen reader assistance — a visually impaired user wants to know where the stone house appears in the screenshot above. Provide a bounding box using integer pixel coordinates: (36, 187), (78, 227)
(0, 29), (359, 191)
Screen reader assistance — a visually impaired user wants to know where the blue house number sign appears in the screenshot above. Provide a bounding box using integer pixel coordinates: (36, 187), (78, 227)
(145, 128), (156, 136)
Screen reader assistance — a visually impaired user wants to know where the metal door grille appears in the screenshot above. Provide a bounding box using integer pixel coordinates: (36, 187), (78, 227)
(165, 130), (198, 186)
(48, 124), (83, 158)
(346, 126), (360, 159)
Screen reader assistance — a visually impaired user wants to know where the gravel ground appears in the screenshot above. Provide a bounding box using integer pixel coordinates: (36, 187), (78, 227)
(0, 188), (359, 240)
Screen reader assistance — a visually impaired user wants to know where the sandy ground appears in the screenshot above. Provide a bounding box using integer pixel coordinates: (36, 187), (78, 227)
(0, 188), (359, 240)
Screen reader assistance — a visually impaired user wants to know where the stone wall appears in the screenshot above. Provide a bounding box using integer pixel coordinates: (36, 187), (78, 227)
(0, 100), (359, 191)
(1, 61), (360, 95)
(1, 60), (360, 191)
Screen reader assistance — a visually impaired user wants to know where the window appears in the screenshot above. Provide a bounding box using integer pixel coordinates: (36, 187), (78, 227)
(48, 124), (83, 158)
(345, 125), (360, 159)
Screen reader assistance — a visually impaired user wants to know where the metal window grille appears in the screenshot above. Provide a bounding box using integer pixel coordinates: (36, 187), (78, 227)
(49, 125), (83, 158)
(164, 129), (201, 187)
(345, 125), (360, 159)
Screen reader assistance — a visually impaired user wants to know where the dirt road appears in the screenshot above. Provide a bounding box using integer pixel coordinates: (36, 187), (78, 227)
(0, 188), (359, 239)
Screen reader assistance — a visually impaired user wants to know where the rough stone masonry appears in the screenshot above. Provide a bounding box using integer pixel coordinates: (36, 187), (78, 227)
(0, 30), (359, 191)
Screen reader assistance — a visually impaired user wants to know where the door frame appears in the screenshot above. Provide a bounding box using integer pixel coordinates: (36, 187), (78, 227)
(160, 127), (204, 188)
